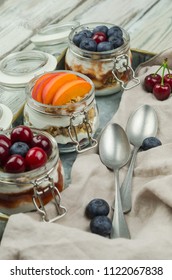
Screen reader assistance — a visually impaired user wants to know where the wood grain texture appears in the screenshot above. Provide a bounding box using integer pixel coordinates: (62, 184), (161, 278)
(0, 0), (172, 59)
(128, 0), (172, 53)
(0, 0), (82, 59)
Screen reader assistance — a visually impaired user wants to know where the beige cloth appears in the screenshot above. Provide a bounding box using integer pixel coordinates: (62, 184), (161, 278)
(1, 48), (172, 260)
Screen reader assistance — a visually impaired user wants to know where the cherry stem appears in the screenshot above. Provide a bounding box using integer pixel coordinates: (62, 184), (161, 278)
(155, 58), (171, 78)
(161, 59), (168, 85)
(155, 64), (163, 75)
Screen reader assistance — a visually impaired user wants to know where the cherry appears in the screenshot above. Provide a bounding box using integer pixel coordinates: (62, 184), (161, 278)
(11, 125), (33, 145)
(144, 73), (161, 92)
(31, 134), (52, 156)
(164, 74), (172, 90)
(153, 83), (171, 101)
(4, 154), (25, 173)
(92, 32), (107, 44)
(25, 147), (47, 170)
(0, 144), (9, 167)
(0, 135), (11, 148)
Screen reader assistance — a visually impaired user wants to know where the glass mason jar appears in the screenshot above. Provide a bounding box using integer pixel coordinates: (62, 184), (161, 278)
(0, 103), (13, 130)
(24, 70), (99, 153)
(65, 22), (139, 96)
(0, 128), (66, 222)
(31, 21), (80, 58)
(0, 50), (57, 122)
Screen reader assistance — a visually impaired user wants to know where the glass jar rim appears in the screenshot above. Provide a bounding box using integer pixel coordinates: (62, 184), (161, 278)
(0, 51), (57, 87)
(26, 70), (95, 115)
(31, 21), (80, 46)
(0, 128), (59, 183)
(0, 104), (13, 130)
(68, 22), (130, 58)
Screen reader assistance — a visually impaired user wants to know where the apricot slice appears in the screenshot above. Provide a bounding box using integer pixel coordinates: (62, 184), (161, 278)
(34, 76), (57, 103)
(42, 73), (78, 104)
(32, 73), (57, 101)
(52, 80), (92, 106)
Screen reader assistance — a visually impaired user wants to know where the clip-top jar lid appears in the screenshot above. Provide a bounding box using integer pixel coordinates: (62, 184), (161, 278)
(0, 50), (57, 87)
(31, 21), (80, 46)
(0, 104), (13, 130)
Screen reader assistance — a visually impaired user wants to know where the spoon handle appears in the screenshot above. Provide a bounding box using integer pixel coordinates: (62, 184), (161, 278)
(120, 146), (139, 213)
(111, 169), (130, 239)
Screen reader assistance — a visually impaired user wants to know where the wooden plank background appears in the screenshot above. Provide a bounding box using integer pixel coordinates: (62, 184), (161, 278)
(0, 0), (172, 60)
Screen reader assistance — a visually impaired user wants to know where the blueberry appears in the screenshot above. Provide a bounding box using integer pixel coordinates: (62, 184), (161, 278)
(90, 216), (112, 237)
(107, 26), (123, 38)
(79, 29), (93, 38)
(141, 137), (162, 151)
(73, 33), (86, 47)
(79, 38), (97, 51)
(97, 41), (114, 52)
(73, 30), (93, 47)
(10, 141), (30, 157)
(93, 25), (108, 35)
(108, 35), (124, 48)
(85, 198), (110, 219)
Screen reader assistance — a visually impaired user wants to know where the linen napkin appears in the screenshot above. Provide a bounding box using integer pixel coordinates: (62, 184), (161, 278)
(1, 48), (172, 260)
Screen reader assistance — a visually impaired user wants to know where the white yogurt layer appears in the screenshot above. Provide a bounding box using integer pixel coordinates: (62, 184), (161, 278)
(65, 49), (132, 96)
(24, 104), (99, 145)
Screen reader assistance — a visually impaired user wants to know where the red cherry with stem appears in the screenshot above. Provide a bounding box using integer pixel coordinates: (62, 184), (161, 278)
(4, 154), (25, 173)
(153, 83), (171, 100)
(164, 73), (172, 91)
(31, 134), (52, 156)
(25, 147), (47, 170)
(144, 73), (161, 92)
(0, 144), (9, 167)
(153, 59), (171, 100)
(92, 32), (107, 44)
(0, 135), (11, 148)
(11, 125), (33, 145)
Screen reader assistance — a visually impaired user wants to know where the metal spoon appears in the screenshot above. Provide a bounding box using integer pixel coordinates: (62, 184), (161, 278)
(120, 104), (158, 213)
(99, 123), (131, 239)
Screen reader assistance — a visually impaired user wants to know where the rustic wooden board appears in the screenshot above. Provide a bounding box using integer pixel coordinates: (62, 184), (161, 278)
(60, 0), (171, 53)
(0, 0), (172, 59)
(128, 0), (172, 53)
(0, 0), (82, 59)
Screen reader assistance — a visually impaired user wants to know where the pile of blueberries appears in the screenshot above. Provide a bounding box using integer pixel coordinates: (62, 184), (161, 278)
(72, 25), (124, 52)
(85, 198), (112, 237)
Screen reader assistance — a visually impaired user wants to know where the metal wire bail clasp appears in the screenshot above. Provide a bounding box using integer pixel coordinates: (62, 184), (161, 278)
(68, 111), (98, 153)
(32, 175), (67, 223)
(112, 54), (140, 90)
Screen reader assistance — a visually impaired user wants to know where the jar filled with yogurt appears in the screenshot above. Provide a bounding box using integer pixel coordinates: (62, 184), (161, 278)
(24, 70), (99, 153)
(0, 127), (66, 222)
(65, 22), (139, 96)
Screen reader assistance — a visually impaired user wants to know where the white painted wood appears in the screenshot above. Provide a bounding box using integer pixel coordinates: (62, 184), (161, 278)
(0, 0), (172, 58)
(60, 0), (171, 53)
(0, 0), (82, 59)
(128, 0), (172, 53)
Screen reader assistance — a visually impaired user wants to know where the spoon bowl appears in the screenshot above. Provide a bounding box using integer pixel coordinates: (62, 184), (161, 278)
(99, 123), (131, 239)
(120, 104), (158, 213)
(126, 104), (158, 148)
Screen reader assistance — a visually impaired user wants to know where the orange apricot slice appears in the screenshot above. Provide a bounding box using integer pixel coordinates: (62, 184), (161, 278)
(34, 76), (57, 103)
(52, 80), (92, 106)
(42, 73), (78, 104)
(32, 73), (57, 101)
